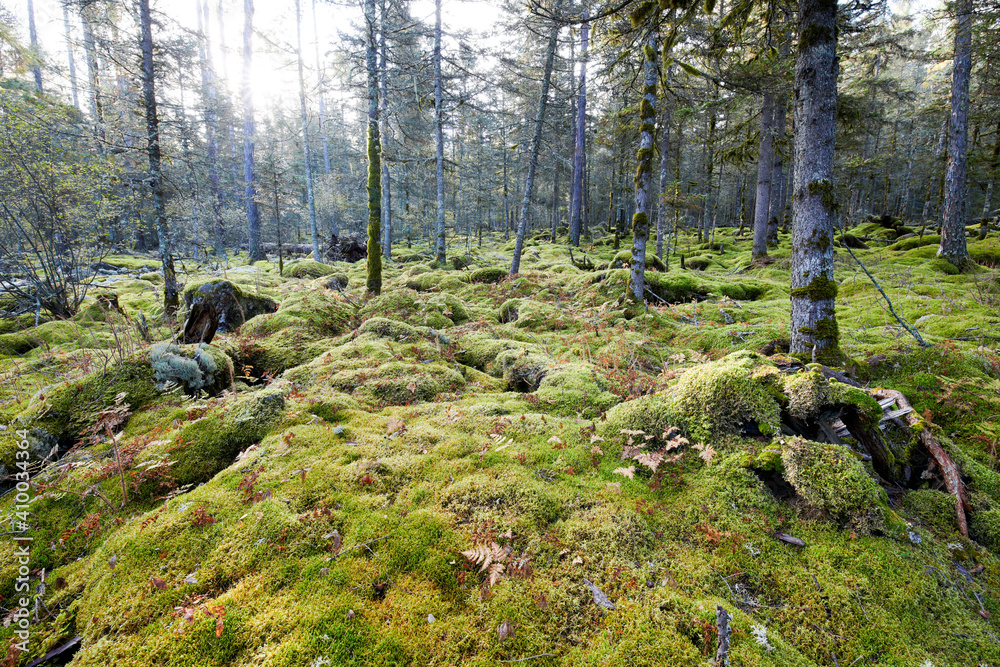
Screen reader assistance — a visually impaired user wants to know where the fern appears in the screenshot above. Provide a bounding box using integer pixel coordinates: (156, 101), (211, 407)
(461, 541), (509, 587)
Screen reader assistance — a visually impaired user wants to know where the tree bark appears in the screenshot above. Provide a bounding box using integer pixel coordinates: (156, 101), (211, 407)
(138, 0), (179, 316)
(768, 93), (787, 246)
(657, 64), (673, 262)
(752, 93), (776, 261)
(433, 0), (447, 264)
(510, 2), (561, 275)
(63, 4), (79, 109)
(938, 0), (973, 269)
(80, 7), (104, 152)
(197, 0), (226, 262)
(312, 0), (332, 176)
(295, 0), (321, 261)
(789, 0), (839, 361)
(569, 15), (589, 247)
(365, 0), (383, 293)
(27, 0), (42, 93)
(379, 0), (392, 261)
(629, 32), (658, 303)
(242, 0), (264, 262)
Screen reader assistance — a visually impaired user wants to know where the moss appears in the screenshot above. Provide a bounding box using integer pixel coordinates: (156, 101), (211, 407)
(781, 437), (886, 533)
(0, 330), (39, 354)
(888, 234), (941, 252)
(798, 24), (834, 53)
(668, 351), (783, 441)
(611, 250), (666, 272)
(358, 317), (422, 341)
(469, 267), (506, 284)
(166, 386), (286, 486)
(535, 362), (620, 417)
(182, 279), (277, 330)
(330, 360), (465, 405)
(902, 489), (960, 534)
(790, 274), (838, 301)
(359, 290), (420, 322)
(928, 257), (962, 275)
(782, 370), (881, 423)
(495, 347), (552, 392)
(139, 271), (163, 284)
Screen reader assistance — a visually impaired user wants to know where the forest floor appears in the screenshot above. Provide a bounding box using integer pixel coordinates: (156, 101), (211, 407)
(2, 221), (1000, 666)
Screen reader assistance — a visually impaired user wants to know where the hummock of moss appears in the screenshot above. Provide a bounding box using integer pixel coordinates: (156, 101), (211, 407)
(782, 368), (882, 423)
(281, 259), (337, 279)
(780, 436), (888, 534)
(182, 279), (277, 330)
(469, 266), (507, 284)
(610, 250), (667, 272)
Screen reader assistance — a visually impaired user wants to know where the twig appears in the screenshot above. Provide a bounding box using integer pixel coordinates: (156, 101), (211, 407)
(715, 606), (731, 666)
(498, 654), (556, 664)
(841, 243), (928, 347)
(327, 534), (390, 560)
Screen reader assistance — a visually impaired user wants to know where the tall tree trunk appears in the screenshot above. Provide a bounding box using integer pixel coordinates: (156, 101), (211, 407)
(218, 0), (244, 207)
(295, 0), (321, 261)
(657, 64), (673, 262)
(242, 0), (264, 262)
(27, 0), (42, 93)
(510, 1), (561, 275)
(198, 0), (226, 262)
(433, 0), (447, 264)
(768, 92), (787, 246)
(550, 160), (560, 239)
(939, 0), (973, 269)
(80, 7), (104, 151)
(312, 0), (332, 175)
(629, 32), (658, 303)
(790, 0), (839, 361)
(139, 0), (178, 316)
(365, 0), (383, 293)
(752, 93), (776, 261)
(569, 15), (589, 247)
(379, 0), (392, 260)
(63, 4), (79, 108)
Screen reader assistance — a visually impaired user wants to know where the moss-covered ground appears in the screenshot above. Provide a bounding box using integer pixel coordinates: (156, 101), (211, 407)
(1, 229), (999, 666)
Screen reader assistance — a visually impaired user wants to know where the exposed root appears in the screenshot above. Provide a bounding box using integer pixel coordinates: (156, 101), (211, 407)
(875, 389), (971, 536)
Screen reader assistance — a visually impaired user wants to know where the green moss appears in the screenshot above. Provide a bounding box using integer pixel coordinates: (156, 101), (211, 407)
(535, 362), (620, 417)
(469, 267), (506, 284)
(166, 387), (286, 486)
(888, 234), (941, 251)
(790, 274), (838, 301)
(781, 437), (886, 533)
(903, 489), (960, 534)
(358, 317), (422, 341)
(782, 370), (881, 423)
(611, 250), (666, 272)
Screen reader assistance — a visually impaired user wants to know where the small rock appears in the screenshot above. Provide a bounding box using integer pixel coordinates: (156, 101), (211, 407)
(908, 531), (922, 545)
(427, 614), (435, 624)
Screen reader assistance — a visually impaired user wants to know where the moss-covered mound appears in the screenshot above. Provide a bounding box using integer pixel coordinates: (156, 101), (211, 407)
(282, 259), (338, 279)
(183, 279), (277, 331)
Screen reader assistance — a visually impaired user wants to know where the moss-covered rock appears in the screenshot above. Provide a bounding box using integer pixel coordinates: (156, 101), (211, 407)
(149, 342), (234, 396)
(535, 362), (620, 416)
(182, 279), (277, 331)
(781, 436), (886, 533)
(610, 250), (667, 272)
(497, 298), (565, 330)
(281, 259), (337, 279)
(782, 369), (881, 423)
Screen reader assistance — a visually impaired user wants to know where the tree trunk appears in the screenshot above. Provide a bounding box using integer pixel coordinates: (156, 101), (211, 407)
(197, 0), (226, 262)
(379, 0), (392, 261)
(80, 7), (104, 152)
(295, 0), (321, 261)
(433, 0), (447, 264)
(27, 0), (42, 93)
(768, 93), (787, 246)
(312, 0), (332, 176)
(657, 64), (673, 262)
(218, 0), (244, 208)
(629, 32), (658, 303)
(789, 0), (839, 362)
(569, 15), (589, 247)
(938, 0), (973, 269)
(752, 93), (775, 261)
(242, 0), (264, 262)
(510, 2), (561, 275)
(63, 4), (79, 109)
(365, 0), (383, 293)
(139, 0), (178, 316)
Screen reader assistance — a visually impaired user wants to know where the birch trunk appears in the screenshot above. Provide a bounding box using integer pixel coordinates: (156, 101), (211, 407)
(433, 0), (446, 264)
(569, 15), (589, 247)
(242, 0), (264, 262)
(752, 93), (775, 261)
(139, 0), (178, 315)
(295, 0), (321, 261)
(81, 8), (104, 151)
(938, 0), (973, 268)
(789, 0), (839, 361)
(509, 2), (561, 275)
(629, 33), (658, 303)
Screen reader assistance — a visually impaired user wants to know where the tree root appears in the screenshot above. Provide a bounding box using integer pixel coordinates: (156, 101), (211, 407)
(874, 389), (971, 536)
